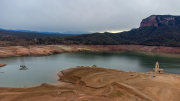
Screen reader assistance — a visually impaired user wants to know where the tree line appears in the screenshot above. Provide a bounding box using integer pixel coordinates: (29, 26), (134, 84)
(1, 23), (180, 47)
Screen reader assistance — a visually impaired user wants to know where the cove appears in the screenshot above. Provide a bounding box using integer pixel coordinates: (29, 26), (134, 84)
(1, 51), (180, 87)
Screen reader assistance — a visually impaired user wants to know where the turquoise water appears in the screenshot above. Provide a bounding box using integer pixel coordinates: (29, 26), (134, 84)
(1, 51), (180, 87)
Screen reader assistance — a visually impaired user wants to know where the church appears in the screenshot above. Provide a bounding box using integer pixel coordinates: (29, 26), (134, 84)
(153, 62), (164, 73)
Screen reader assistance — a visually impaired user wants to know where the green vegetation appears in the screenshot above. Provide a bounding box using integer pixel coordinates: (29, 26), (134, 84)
(1, 15), (180, 47)
(38, 25), (180, 47)
(0, 30), (72, 46)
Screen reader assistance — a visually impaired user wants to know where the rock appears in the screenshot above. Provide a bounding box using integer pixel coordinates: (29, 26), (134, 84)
(140, 15), (158, 27)
(0, 63), (6, 67)
(140, 15), (176, 27)
(92, 65), (97, 68)
(57, 71), (64, 80)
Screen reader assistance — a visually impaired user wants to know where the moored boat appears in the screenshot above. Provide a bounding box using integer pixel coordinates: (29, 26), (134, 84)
(19, 65), (28, 70)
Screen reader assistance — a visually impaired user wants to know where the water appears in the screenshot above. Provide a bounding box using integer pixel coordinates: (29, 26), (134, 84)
(1, 51), (180, 87)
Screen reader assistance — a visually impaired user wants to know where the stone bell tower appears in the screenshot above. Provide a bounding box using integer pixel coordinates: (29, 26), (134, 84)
(153, 61), (164, 73)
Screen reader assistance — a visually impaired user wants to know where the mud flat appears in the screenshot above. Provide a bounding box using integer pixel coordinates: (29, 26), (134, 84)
(1, 66), (180, 101)
(1, 45), (180, 58)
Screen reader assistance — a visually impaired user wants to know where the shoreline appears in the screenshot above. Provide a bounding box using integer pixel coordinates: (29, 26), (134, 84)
(1, 66), (180, 100)
(1, 65), (177, 89)
(0, 45), (180, 58)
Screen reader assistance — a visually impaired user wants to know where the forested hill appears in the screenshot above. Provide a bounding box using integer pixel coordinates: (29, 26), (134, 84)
(0, 29), (72, 46)
(39, 15), (180, 47)
(1, 15), (180, 47)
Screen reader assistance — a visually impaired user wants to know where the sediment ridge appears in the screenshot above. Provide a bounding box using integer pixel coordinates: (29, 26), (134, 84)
(0, 45), (180, 58)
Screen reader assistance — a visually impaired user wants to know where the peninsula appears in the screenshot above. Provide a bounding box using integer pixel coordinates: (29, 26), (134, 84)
(1, 65), (180, 101)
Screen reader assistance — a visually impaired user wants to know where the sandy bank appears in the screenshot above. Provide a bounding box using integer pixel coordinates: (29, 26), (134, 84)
(57, 66), (180, 101)
(0, 45), (180, 58)
(0, 63), (6, 67)
(1, 66), (180, 101)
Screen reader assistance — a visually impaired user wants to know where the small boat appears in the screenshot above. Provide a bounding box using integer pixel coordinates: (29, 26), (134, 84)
(19, 65), (28, 70)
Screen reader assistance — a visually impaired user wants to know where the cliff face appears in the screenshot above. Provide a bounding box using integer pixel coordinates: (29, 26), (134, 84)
(140, 15), (158, 27)
(140, 15), (179, 27)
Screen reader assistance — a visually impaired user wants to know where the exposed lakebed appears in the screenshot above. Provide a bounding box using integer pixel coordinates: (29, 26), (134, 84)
(1, 51), (180, 87)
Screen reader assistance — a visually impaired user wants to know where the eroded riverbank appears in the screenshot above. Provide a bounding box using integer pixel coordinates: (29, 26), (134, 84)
(0, 45), (180, 58)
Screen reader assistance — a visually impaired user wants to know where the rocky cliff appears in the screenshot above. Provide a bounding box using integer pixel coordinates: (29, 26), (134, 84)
(140, 15), (180, 27)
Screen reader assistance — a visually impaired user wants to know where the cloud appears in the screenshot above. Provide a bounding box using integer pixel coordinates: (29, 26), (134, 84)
(0, 0), (180, 33)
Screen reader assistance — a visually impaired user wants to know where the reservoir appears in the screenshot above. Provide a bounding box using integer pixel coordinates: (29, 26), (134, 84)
(1, 51), (180, 87)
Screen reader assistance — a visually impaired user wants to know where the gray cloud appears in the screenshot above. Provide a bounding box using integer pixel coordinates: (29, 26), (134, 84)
(0, 0), (180, 33)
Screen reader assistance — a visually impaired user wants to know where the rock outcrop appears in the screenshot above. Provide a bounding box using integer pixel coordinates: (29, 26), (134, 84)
(0, 63), (6, 67)
(140, 15), (158, 27)
(140, 15), (178, 27)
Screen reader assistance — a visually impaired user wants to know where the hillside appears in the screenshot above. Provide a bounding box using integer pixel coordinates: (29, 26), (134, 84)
(119, 15), (180, 46)
(0, 29), (73, 46)
(38, 15), (180, 47)
(1, 15), (180, 47)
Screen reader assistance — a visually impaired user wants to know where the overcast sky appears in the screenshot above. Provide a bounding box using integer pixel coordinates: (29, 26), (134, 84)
(0, 0), (180, 33)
